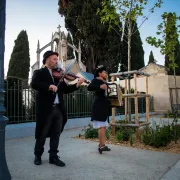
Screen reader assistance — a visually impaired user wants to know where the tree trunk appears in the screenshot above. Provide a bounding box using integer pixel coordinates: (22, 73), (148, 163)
(173, 63), (178, 105)
(172, 52), (178, 105)
(91, 46), (95, 70)
(127, 0), (133, 122)
(86, 46), (95, 73)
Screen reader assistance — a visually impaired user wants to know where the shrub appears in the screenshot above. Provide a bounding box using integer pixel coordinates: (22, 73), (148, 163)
(83, 124), (98, 139)
(115, 127), (135, 142)
(164, 110), (180, 118)
(115, 130), (123, 142)
(171, 123), (180, 143)
(151, 126), (171, 148)
(140, 127), (153, 145)
(140, 124), (177, 148)
(106, 127), (111, 140)
(129, 134), (135, 146)
(83, 124), (112, 139)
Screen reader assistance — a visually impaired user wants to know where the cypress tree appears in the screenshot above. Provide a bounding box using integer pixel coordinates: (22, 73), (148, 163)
(148, 50), (156, 64)
(67, 32), (75, 60)
(5, 30), (30, 123)
(7, 30), (30, 79)
(121, 20), (145, 71)
(58, 0), (122, 73)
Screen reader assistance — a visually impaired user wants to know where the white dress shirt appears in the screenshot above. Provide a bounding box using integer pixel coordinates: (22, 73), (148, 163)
(48, 68), (59, 104)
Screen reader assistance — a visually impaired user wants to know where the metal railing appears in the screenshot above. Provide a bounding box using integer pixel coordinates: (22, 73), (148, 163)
(64, 88), (94, 118)
(4, 77), (36, 124)
(4, 77), (154, 124)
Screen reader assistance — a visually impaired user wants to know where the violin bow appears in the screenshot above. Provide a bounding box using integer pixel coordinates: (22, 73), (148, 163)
(56, 62), (74, 87)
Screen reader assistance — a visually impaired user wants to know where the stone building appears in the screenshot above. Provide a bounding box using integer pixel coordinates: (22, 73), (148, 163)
(118, 63), (180, 113)
(31, 25), (93, 82)
(139, 62), (167, 75)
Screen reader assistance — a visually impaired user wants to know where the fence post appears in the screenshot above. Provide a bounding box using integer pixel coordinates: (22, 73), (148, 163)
(0, 0), (11, 179)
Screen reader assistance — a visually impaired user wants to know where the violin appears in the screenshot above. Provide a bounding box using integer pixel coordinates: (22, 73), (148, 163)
(52, 68), (90, 84)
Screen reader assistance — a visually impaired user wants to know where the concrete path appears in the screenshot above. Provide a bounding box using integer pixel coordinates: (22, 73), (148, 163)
(160, 159), (180, 180)
(6, 128), (180, 180)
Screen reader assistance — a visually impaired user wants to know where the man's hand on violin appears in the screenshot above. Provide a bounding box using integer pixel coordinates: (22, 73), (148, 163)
(100, 84), (108, 90)
(49, 85), (58, 92)
(76, 77), (85, 87)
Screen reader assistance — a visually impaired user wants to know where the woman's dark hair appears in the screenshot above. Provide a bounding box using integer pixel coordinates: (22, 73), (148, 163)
(93, 65), (106, 78)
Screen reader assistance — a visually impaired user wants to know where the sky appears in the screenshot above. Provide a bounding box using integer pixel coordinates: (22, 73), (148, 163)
(4, 0), (180, 77)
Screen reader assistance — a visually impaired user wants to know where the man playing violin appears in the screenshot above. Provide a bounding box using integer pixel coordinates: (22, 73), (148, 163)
(31, 50), (85, 167)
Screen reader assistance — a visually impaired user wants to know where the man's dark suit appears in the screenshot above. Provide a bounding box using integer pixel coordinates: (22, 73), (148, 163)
(31, 66), (78, 157)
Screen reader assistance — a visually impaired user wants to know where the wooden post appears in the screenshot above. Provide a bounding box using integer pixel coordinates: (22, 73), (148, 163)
(125, 79), (128, 121)
(134, 73), (139, 138)
(111, 76), (116, 136)
(146, 76), (149, 122)
(134, 73), (138, 123)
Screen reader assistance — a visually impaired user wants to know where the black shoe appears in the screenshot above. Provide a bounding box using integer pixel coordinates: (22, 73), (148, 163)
(98, 145), (111, 154)
(49, 156), (65, 167)
(102, 146), (111, 151)
(34, 156), (42, 165)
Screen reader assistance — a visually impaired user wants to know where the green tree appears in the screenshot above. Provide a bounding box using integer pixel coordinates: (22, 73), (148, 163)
(146, 12), (180, 103)
(148, 51), (156, 64)
(67, 32), (75, 60)
(98, 0), (162, 72)
(121, 20), (145, 71)
(146, 12), (180, 75)
(164, 13), (180, 75)
(7, 30), (30, 79)
(98, 0), (162, 121)
(5, 30), (30, 123)
(58, 0), (122, 73)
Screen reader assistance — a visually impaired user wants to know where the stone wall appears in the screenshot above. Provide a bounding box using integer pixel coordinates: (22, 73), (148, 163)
(168, 75), (180, 105)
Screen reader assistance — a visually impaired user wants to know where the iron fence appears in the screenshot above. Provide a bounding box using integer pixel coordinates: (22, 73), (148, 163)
(64, 88), (94, 118)
(4, 77), (154, 124)
(4, 77), (36, 124)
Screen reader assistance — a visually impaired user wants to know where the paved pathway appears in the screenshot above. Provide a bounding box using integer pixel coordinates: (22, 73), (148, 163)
(6, 128), (180, 180)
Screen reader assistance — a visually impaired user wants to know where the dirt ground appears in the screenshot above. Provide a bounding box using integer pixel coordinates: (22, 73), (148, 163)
(74, 136), (180, 154)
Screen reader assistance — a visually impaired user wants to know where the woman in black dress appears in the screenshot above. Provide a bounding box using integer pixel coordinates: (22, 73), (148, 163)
(88, 66), (111, 154)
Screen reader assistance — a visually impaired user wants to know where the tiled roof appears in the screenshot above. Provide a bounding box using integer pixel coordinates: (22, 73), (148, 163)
(79, 71), (94, 81)
(139, 63), (165, 71)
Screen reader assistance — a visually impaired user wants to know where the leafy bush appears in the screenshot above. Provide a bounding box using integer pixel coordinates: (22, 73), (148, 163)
(151, 126), (172, 147)
(176, 125), (180, 137)
(164, 110), (180, 118)
(140, 127), (153, 145)
(106, 127), (111, 140)
(83, 124), (98, 139)
(83, 124), (112, 139)
(129, 134), (135, 146)
(171, 123), (180, 143)
(140, 124), (178, 148)
(115, 130), (124, 142)
(115, 127), (135, 142)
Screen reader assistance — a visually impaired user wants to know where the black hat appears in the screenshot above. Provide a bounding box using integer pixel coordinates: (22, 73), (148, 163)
(93, 65), (106, 78)
(42, 50), (59, 65)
